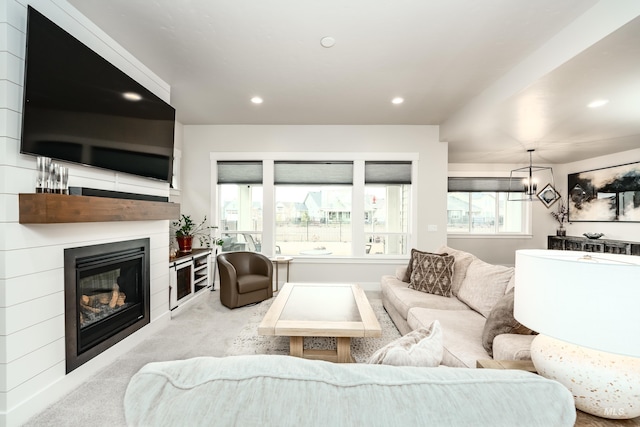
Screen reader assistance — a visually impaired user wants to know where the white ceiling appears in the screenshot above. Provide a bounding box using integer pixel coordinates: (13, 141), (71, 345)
(67, 0), (640, 164)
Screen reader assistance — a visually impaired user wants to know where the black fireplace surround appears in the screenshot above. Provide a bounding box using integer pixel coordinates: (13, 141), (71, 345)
(64, 238), (150, 372)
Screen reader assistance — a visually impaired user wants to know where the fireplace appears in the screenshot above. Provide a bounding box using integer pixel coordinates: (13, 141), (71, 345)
(64, 238), (150, 372)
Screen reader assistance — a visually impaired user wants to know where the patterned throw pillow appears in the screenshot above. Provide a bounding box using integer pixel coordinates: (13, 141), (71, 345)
(408, 252), (455, 297)
(368, 320), (443, 367)
(402, 248), (448, 283)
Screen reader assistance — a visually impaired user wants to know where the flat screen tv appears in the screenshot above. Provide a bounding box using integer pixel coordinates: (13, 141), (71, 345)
(21, 6), (176, 183)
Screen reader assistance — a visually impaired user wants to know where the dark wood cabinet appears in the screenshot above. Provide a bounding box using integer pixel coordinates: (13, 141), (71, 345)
(548, 235), (640, 256)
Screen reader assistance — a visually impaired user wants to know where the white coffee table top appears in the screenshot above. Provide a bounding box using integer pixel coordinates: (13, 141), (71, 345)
(258, 283), (381, 338)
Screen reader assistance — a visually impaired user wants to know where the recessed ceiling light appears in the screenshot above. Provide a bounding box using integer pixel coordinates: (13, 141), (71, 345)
(391, 97), (404, 105)
(251, 96), (263, 104)
(587, 99), (609, 108)
(122, 92), (142, 101)
(320, 36), (336, 48)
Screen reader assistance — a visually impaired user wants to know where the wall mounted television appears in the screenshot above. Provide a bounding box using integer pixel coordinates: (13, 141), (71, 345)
(20, 6), (176, 184)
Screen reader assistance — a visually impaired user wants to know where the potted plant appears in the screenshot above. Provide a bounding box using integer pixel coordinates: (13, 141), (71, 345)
(172, 214), (223, 252)
(551, 203), (569, 236)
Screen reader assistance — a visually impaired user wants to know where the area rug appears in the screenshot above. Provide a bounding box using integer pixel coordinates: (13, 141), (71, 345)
(225, 298), (401, 363)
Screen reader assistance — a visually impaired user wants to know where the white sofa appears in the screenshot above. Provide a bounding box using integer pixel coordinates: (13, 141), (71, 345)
(381, 246), (536, 368)
(124, 355), (576, 426)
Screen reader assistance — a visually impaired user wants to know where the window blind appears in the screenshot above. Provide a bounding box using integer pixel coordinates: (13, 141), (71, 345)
(365, 161), (412, 184)
(217, 161), (263, 184)
(448, 177), (517, 192)
(274, 161), (353, 185)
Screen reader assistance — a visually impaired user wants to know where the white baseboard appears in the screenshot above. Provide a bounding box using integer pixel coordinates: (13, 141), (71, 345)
(4, 312), (171, 427)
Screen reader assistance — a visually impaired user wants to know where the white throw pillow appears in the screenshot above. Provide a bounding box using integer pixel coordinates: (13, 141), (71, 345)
(368, 320), (443, 367)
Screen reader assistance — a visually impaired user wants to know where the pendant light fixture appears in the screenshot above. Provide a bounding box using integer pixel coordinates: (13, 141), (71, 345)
(508, 149), (554, 201)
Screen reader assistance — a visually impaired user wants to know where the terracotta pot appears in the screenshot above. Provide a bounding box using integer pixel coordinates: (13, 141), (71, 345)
(176, 235), (193, 252)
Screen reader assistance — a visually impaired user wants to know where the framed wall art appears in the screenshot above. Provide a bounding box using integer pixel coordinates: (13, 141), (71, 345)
(537, 183), (560, 208)
(568, 161), (640, 222)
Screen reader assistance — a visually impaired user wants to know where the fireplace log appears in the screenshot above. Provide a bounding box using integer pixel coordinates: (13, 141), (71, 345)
(80, 295), (102, 313)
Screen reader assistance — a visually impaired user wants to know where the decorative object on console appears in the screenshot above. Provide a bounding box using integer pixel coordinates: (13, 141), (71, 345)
(508, 149), (554, 202)
(515, 249), (640, 419)
(172, 214), (222, 253)
(551, 202), (569, 236)
(583, 232), (604, 239)
(537, 183), (560, 208)
(568, 161), (640, 222)
(368, 320), (443, 367)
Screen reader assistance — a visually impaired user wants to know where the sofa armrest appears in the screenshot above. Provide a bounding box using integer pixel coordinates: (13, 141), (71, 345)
(492, 334), (535, 361)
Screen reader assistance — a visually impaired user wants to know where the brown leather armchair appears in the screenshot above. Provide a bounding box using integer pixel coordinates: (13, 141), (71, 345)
(217, 251), (273, 309)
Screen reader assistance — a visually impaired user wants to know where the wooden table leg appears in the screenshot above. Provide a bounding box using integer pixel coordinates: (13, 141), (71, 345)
(336, 337), (353, 363)
(290, 336), (304, 358)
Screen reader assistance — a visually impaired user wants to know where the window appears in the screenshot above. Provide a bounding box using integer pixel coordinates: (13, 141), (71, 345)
(364, 162), (411, 255)
(275, 161), (353, 256)
(447, 178), (530, 235)
(217, 162), (263, 252)
(212, 154), (417, 257)
(275, 185), (352, 256)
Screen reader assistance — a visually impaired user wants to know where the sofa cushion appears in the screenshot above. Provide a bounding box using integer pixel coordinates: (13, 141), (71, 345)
(407, 307), (489, 368)
(381, 275), (470, 322)
(457, 258), (514, 318)
(408, 252), (455, 297)
(481, 288), (535, 357)
(437, 245), (476, 296)
(124, 355), (576, 427)
(402, 248), (448, 282)
(493, 334), (536, 361)
(368, 320), (443, 367)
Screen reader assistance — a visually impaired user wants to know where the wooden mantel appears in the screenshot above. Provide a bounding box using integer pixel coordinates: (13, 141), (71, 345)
(19, 193), (180, 224)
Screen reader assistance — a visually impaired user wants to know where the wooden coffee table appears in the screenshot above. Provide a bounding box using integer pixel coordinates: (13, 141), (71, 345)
(258, 283), (381, 363)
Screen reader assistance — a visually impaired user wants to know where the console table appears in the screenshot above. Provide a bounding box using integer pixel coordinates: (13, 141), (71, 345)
(548, 235), (640, 256)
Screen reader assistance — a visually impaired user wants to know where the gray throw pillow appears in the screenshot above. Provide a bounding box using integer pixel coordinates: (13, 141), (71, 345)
(481, 288), (535, 357)
(368, 320), (443, 367)
(402, 248), (447, 283)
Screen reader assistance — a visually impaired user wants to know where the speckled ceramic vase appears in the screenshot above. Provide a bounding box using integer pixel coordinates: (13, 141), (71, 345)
(530, 334), (640, 419)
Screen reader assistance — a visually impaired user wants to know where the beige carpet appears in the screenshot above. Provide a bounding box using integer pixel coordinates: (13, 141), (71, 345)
(225, 297), (401, 362)
(23, 290), (391, 426)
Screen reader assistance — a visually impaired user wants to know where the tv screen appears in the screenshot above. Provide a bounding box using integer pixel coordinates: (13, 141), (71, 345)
(21, 6), (176, 183)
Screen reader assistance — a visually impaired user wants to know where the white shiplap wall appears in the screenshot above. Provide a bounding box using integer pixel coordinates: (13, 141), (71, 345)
(0, 1), (175, 425)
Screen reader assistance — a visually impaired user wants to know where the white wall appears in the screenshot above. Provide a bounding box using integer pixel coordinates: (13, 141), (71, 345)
(0, 1), (174, 425)
(555, 148), (640, 242)
(182, 125), (448, 286)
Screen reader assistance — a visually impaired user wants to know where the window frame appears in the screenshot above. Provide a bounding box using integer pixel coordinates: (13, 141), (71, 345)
(211, 152), (419, 258)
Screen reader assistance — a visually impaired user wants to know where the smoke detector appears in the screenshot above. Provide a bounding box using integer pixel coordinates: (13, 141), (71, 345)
(320, 36), (336, 48)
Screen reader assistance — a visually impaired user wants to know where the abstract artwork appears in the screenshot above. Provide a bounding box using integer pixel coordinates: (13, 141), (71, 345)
(568, 161), (640, 222)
